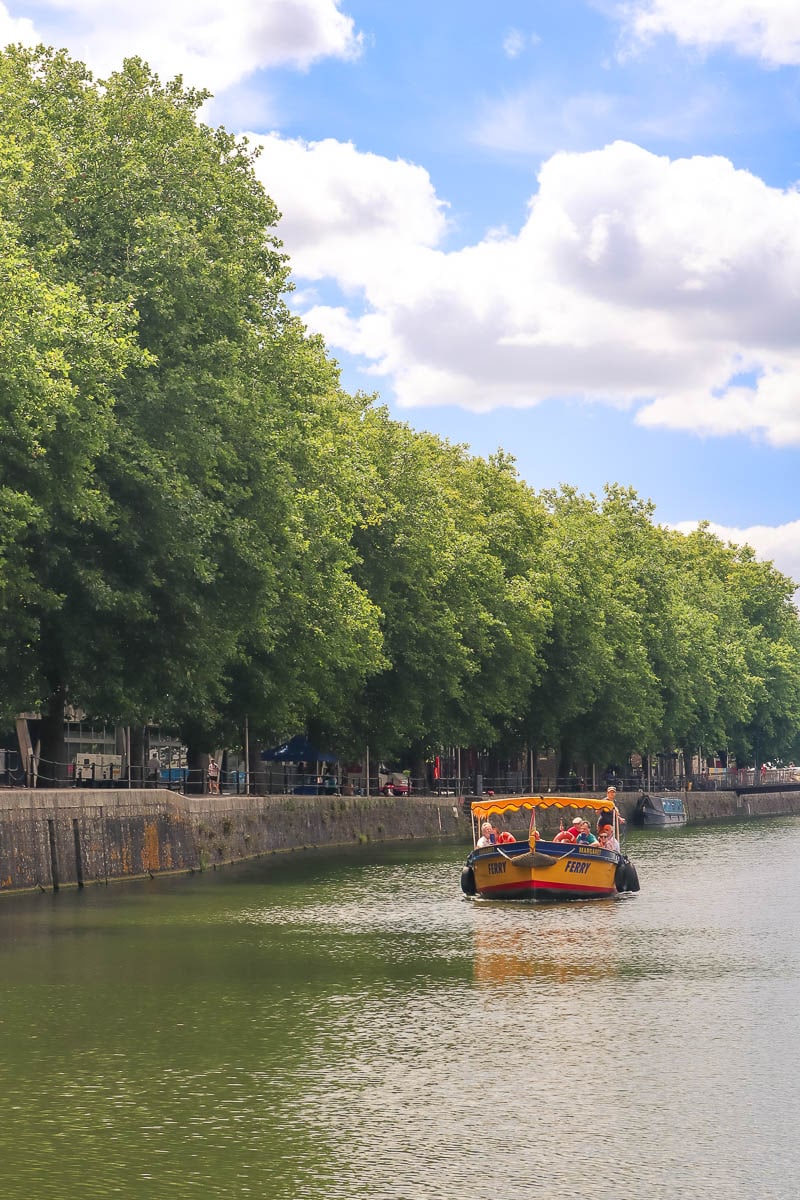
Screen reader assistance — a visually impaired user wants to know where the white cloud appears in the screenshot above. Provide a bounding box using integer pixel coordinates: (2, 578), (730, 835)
(474, 85), (620, 156)
(502, 28), (541, 60)
(672, 519), (800, 592)
(6, 0), (361, 91)
(503, 29), (525, 58)
(252, 134), (800, 444)
(623, 0), (800, 66)
(249, 133), (450, 291)
(473, 79), (729, 157)
(0, 1), (37, 45)
(501, 29), (530, 59)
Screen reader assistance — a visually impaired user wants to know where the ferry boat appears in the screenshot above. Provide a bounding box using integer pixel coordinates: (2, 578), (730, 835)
(460, 795), (640, 902)
(634, 792), (686, 828)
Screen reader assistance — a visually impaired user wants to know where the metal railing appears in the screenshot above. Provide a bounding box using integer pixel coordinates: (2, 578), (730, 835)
(0, 748), (22, 785)
(25, 756), (797, 796)
(14, 755), (249, 795)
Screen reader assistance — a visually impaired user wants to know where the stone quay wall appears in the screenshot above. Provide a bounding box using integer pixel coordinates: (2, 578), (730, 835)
(681, 787), (800, 822)
(0, 788), (467, 894)
(2, 785), (800, 895)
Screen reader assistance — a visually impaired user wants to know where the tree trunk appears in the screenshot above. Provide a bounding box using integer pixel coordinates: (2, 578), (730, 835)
(557, 742), (572, 788)
(130, 726), (146, 787)
(248, 741), (267, 794)
(39, 687), (69, 787)
(185, 743), (205, 794)
(410, 753), (426, 793)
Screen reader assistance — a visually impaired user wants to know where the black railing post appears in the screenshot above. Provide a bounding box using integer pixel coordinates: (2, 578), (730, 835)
(72, 817), (84, 888)
(47, 818), (60, 892)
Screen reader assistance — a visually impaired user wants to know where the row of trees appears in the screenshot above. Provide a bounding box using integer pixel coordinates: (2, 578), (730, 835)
(2, 46), (800, 784)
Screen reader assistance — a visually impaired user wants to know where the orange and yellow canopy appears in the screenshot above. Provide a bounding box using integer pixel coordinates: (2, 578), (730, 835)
(470, 795), (616, 822)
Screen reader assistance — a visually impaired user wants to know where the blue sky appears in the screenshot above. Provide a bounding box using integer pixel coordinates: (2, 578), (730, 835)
(4, 0), (800, 581)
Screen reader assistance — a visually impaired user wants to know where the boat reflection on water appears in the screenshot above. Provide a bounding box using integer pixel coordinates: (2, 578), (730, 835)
(471, 923), (620, 988)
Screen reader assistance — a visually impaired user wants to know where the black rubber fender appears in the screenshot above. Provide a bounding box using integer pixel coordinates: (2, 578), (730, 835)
(460, 865), (477, 896)
(615, 856), (640, 893)
(625, 860), (641, 892)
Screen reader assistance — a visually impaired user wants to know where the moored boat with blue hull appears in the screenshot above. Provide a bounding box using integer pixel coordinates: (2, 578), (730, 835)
(634, 792), (686, 828)
(460, 795), (640, 902)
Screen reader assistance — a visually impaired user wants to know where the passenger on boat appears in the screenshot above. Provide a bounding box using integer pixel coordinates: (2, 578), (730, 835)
(574, 820), (598, 844)
(496, 830), (516, 843)
(595, 810), (615, 838)
(476, 822), (496, 847)
(598, 823), (620, 852)
(553, 817), (582, 843)
(598, 786), (625, 833)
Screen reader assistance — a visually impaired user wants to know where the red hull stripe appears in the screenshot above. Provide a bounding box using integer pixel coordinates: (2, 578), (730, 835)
(479, 878), (615, 898)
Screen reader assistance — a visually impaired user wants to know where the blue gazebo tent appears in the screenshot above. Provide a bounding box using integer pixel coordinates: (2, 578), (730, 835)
(260, 735), (337, 764)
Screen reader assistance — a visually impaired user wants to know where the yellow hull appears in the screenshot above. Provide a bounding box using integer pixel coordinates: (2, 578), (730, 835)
(466, 840), (620, 901)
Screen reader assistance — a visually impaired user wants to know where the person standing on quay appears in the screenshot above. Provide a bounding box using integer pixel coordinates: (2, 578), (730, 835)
(147, 752), (161, 789)
(207, 756), (221, 795)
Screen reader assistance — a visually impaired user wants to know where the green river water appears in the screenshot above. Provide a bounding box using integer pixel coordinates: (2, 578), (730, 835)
(1, 818), (799, 1200)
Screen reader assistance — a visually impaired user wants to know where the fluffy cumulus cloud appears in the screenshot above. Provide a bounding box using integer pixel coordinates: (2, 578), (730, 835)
(251, 134), (449, 286)
(623, 0), (800, 65)
(673, 520), (800, 592)
(3, 0), (361, 91)
(253, 134), (800, 445)
(0, 1), (36, 44)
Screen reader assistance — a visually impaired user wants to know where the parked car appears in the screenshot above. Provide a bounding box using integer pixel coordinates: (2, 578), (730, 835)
(380, 781), (410, 795)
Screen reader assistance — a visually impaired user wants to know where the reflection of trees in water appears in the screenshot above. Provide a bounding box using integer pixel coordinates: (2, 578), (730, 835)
(472, 922), (620, 987)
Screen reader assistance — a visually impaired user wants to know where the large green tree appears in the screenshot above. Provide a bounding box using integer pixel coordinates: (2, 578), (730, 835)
(0, 46), (382, 776)
(519, 486), (661, 772)
(657, 525), (758, 775)
(0, 147), (143, 726)
(347, 419), (550, 766)
(717, 543), (800, 768)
